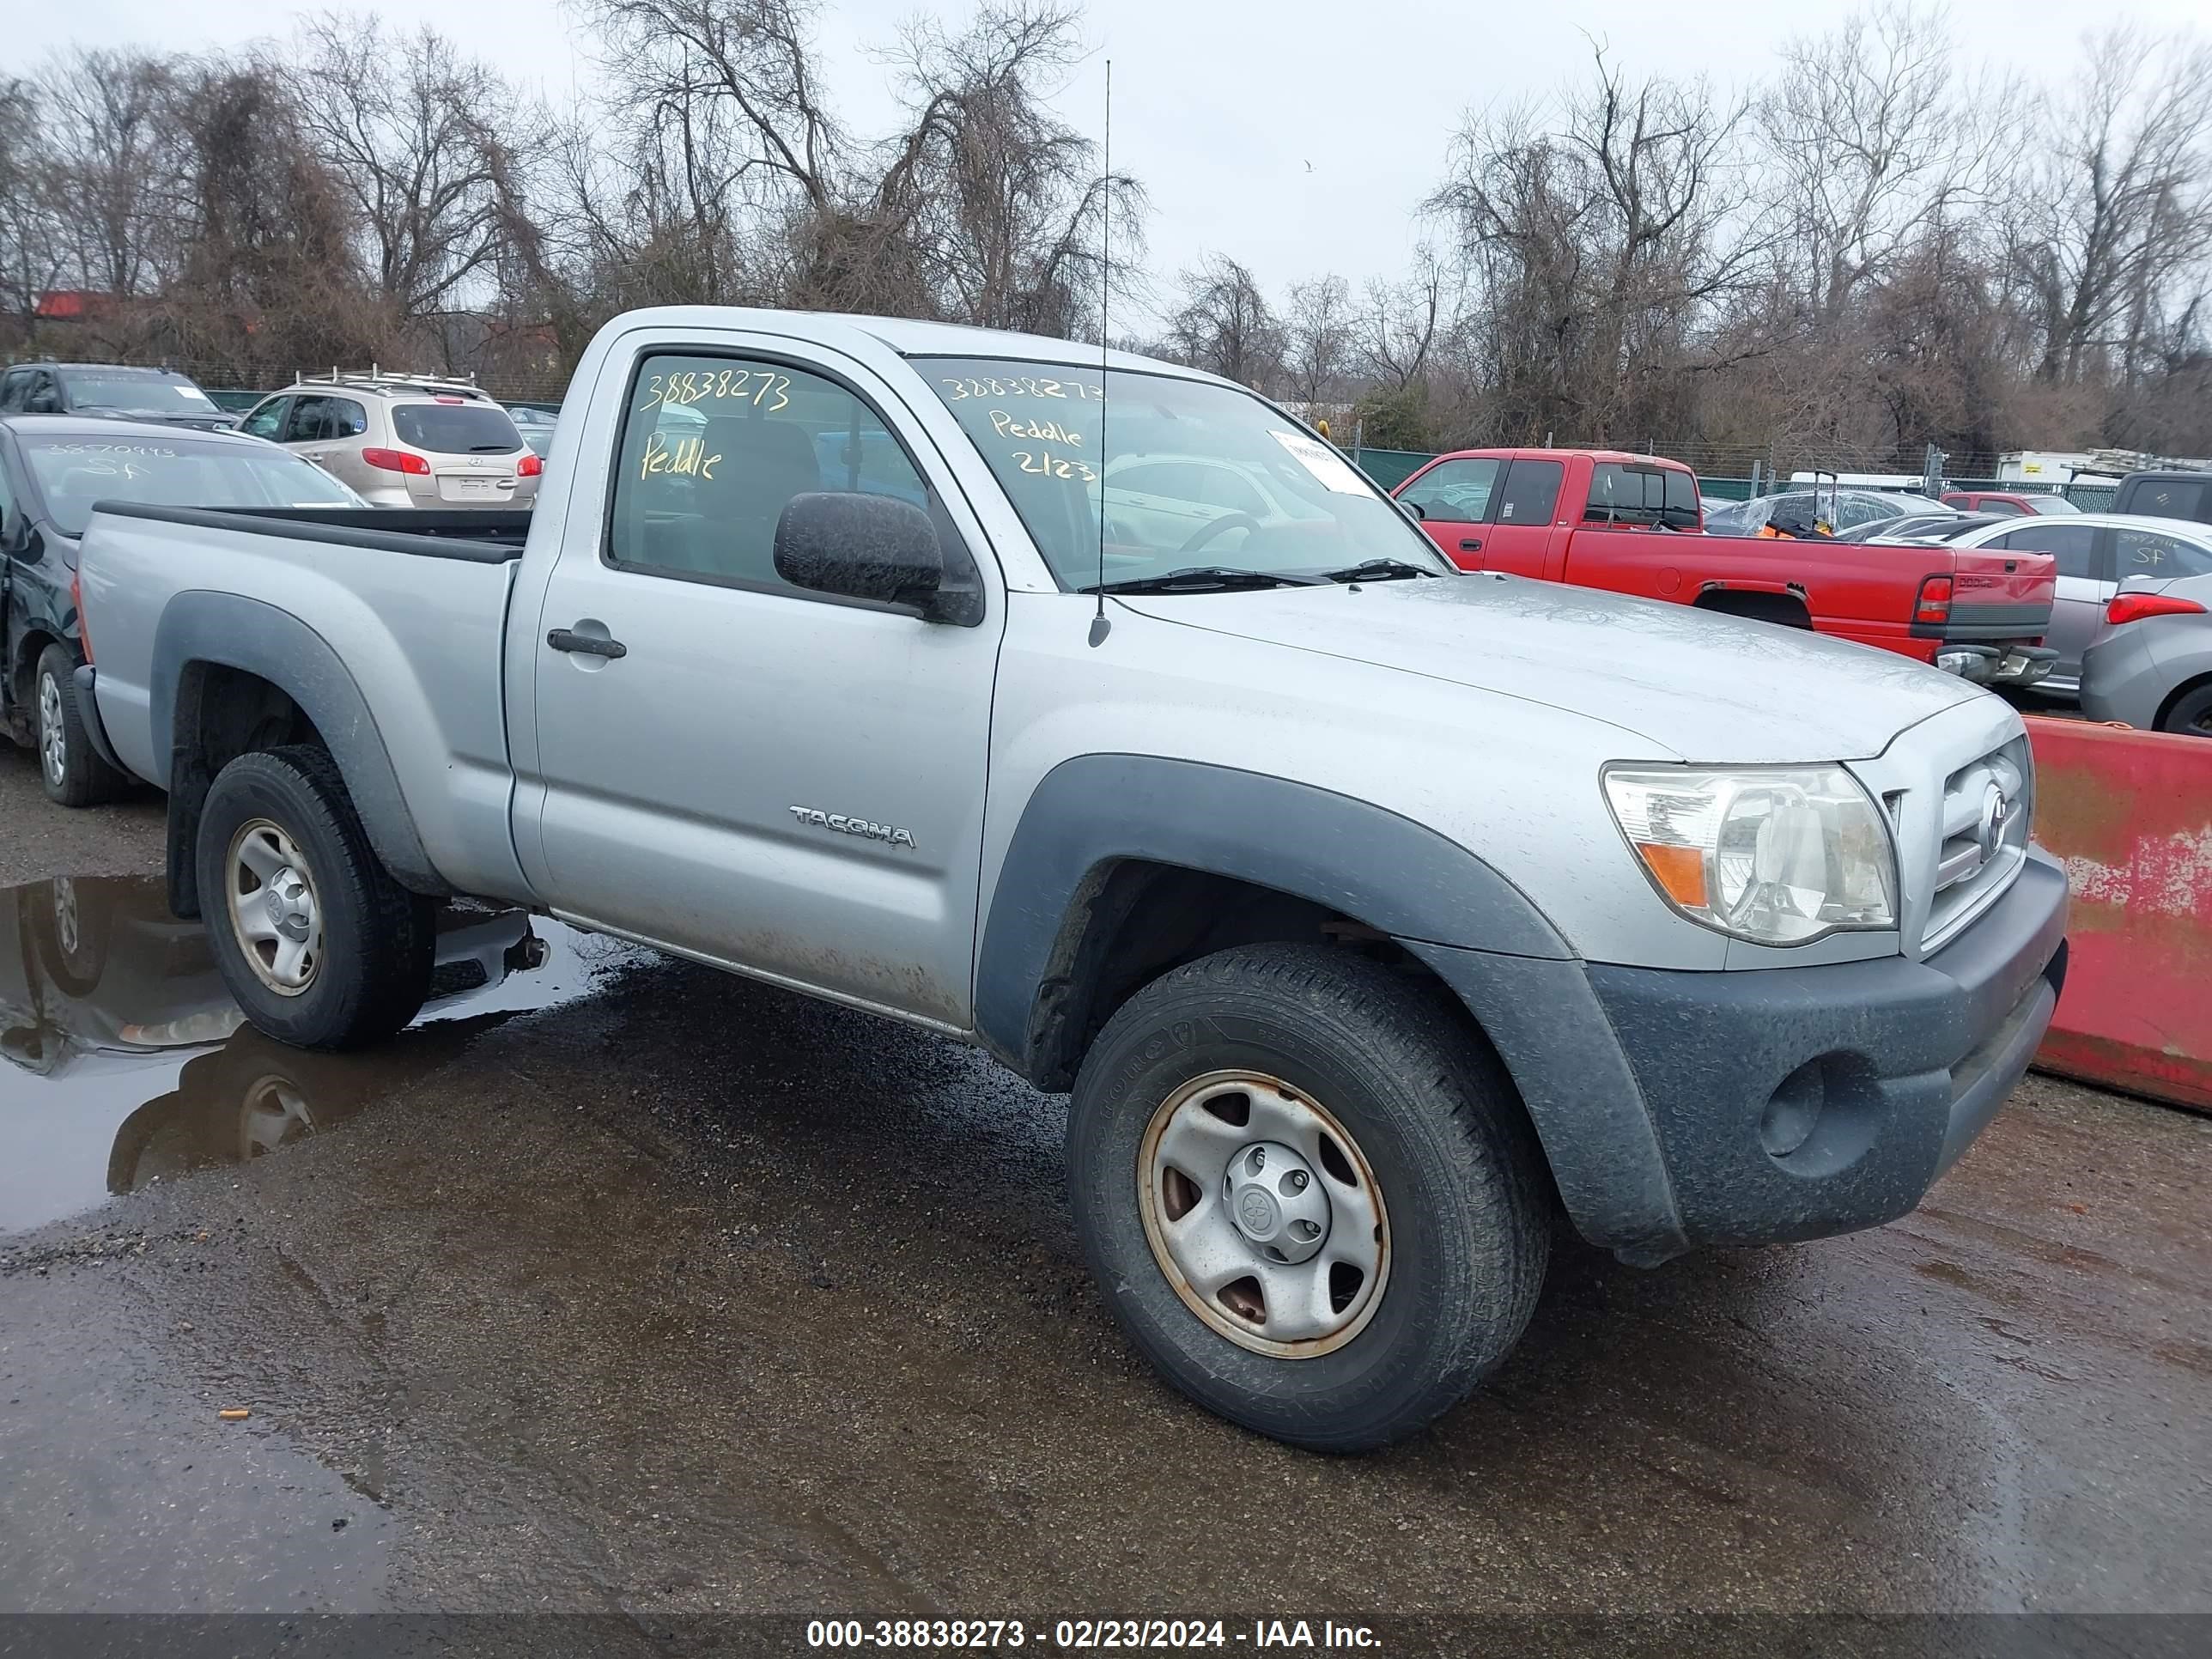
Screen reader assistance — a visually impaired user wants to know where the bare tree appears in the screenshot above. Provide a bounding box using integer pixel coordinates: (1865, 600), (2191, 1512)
(285, 19), (544, 343)
(1755, 4), (2013, 323)
(38, 50), (185, 306)
(2011, 27), (2212, 386)
(1280, 275), (1352, 406)
(1164, 254), (1283, 387)
(0, 78), (66, 348)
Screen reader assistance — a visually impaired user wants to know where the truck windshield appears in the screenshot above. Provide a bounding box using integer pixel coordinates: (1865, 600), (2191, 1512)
(22, 435), (361, 538)
(919, 357), (1447, 589)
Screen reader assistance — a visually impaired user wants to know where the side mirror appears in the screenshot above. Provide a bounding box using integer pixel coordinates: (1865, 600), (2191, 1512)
(774, 491), (947, 616)
(2, 513), (38, 562)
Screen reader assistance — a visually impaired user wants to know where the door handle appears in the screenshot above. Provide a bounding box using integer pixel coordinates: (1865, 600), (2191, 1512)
(1459, 538), (1483, 553)
(546, 628), (627, 659)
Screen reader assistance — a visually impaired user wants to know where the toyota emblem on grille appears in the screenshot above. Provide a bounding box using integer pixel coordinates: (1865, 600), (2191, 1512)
(1977, 781), (2010, 863)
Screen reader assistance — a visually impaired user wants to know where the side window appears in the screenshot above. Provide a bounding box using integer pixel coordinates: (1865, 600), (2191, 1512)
(0, 370), (23, 411)
(1586, 462), (1691, 525)
(1400, 458), (1499, 523)
(285, 397), (339, 443)
(240, 398), (289, 441)
(608, 352), (935, 597)
(2115, 526), (2212, 579)
(1984, 499), (2028, 516)
(1494, 459), (1564, 526)
(328, 398), (368, 438)
(26, 373), (62, 414)
(2001, 522), (2099, 580)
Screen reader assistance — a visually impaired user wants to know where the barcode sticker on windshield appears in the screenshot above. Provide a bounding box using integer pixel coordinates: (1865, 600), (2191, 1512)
(1270, 430), (1369, 495)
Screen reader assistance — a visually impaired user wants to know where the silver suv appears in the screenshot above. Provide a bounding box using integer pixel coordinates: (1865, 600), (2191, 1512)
(238, 374), (539, 509)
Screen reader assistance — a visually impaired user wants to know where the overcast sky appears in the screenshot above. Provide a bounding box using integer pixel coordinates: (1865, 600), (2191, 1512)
(20, 0), (2209, 322)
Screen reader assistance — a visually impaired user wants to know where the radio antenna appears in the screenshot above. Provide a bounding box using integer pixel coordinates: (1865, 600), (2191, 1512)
(1087, 59), (1113, 648)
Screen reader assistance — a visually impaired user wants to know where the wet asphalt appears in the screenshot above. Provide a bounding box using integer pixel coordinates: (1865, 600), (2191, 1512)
(2, 744), (2208, 1646)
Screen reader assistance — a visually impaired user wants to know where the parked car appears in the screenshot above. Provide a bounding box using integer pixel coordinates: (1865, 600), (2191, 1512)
(73, 307), (2067, 1452)
(2078, 541), (2212, 737)
(2112, 471), (2212, 526)
(238, 374), (541, 509)
(505, 404), (558, 458)
(1940, 490), (2081, 517)
(0, 415), (363, 805)
(1881, 514), (2212, 696)
(0, 362), (238, 432)
(1393, 450), (2055, 685)
(1835, 512), (1993, 543)
(1703, 488), (1953, 538)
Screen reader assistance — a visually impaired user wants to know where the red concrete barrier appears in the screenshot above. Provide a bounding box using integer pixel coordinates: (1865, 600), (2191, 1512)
(2026, 715), (2212, 1112)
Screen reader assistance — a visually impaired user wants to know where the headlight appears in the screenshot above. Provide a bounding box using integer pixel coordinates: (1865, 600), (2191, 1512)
(1602, 765), (1898, 945)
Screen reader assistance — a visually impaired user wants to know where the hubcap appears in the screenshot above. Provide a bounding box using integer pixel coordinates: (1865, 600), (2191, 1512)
(226, 820), (323, 995)
(37, 672), (65, 787)
(1138, 1071), (1390, 1358)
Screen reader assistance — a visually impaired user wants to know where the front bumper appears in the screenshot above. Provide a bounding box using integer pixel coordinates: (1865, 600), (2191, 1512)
(1411, 850), (2068, 1264)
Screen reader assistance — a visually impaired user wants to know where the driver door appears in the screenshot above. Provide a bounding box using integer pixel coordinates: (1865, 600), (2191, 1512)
(1397, 457), (1499, 569)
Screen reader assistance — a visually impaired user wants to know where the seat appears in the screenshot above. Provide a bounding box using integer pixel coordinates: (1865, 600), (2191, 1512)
(690, 416), (823, 586)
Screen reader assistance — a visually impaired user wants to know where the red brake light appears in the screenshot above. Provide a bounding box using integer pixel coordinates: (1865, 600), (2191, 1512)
(362, 447), (431, 476)
(2107, 592), (2209, 626)
(518, 452), (543, 477)
(434, 395), (465, 404)
(72, 570), (92, 663)
(1914, 574), (1954, 624)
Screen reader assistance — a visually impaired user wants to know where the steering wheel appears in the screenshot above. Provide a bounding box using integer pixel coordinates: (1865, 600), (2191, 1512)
(1177, 512), (1262, 556)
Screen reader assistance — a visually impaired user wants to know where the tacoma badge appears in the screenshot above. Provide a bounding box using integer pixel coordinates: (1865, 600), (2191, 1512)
(789, 806), (916, 849)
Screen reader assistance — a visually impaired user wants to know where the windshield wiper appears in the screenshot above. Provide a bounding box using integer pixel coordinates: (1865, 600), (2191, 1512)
(1318, 558), (1443, 583)
(1079, 566), (1328, 595)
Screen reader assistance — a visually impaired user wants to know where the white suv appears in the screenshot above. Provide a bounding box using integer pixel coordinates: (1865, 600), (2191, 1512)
(238, 374), (539, 510)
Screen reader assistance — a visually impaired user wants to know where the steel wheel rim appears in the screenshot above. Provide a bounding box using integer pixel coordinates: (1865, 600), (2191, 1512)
(226, 819), (324, 997)
(37, 672), (65, 787)
(1138, 1069), (1391, 1358)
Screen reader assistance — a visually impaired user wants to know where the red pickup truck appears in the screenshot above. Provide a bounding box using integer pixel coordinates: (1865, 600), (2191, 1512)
(1395, 448), (2057, 684)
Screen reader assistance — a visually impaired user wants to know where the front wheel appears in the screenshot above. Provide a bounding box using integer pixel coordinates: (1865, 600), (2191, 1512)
(1066, 943), (1550, 1451)
(34, 643), (127, 807)
(196, 745), (434, 1050)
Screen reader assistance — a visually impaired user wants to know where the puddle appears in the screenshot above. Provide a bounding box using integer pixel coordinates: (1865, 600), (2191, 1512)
(0, 874), (626, 1235)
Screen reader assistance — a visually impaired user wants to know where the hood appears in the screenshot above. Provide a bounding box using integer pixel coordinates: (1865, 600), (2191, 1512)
(1119, 574), (1982, 763)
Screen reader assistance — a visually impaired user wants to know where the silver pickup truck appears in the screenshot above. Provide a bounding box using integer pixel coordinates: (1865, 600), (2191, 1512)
(71, 307), (2068, 1450)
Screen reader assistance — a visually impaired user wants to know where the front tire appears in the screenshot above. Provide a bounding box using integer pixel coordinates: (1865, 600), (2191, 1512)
(196, 745), (434, 1050)
(34, 643), (127, 807)
(1066, 943), (1549, 1451)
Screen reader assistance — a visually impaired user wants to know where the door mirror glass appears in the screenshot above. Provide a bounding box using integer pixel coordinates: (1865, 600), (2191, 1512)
(774, 491), (947, 617)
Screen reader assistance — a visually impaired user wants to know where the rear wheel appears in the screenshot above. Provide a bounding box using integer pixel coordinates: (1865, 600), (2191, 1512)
(1066, 943), (1549, 1451)
(2160, 684), (2212, 738)
(34, 643), (127, 807)
(196, 745), (434, 1049)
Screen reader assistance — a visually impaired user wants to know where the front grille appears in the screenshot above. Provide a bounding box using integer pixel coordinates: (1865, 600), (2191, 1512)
(1922, 735), (2032, 951)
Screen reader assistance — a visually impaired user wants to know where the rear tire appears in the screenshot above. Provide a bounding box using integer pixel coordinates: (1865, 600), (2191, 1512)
(196, 745), (434, 1050)
(35, 643), (127, 807)
(2159, 684), (2212, 738)
(1066, 943), (1549, 1452)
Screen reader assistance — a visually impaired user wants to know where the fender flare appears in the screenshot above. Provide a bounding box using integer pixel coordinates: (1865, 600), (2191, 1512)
(151, 592), (442, 908)
(973, 753), (1687, 1261)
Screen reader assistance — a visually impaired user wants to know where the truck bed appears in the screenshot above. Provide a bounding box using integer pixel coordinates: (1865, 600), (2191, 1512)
(78, 501), (532, 902)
